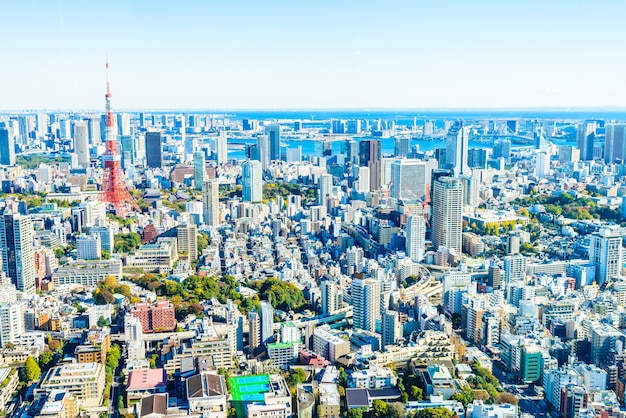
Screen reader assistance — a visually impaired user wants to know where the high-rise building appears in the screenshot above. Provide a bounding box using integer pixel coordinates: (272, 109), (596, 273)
(117, 113), (131, 136)
(605, 123), (626, 163)
(256, 135), (270, 169)
(265, 125), (281, 161)
(177, 223), (198, 261)
(390, 159), (427, 201)
(76, 234), (102, 260)
(318, 174), (333, 208)
(0, 302), (24, 348)
(0, 127), (15, 166)
(351, 278), (380, 332)
(216, 131), (228, 165)
(87, 116), (101, 144)
(359, 140), (381, 190)
(193, 151), (205, 189)
(394, 137), (411, 157)
(73, 121), (90, 166)
(260, 300), (274, 346)
(248, 310), (261, 353)
(405, 213), (426, 262)
(130, 301), (176, 333)
(202, 180), (219, 226)
(125, 315), (145, 361)
(577, 122), (596, 161)
(504, 254), (527, 284)
(145, 130), (162, 168)
(431, 176), (463, 254)
(320, 281), (343, 314)
(589, 225), (623, 286)
(242, 159), (263, 202)
(0, 211), (35, 294)
(446, 122), (470, 177)
(382, 310), (402, 348)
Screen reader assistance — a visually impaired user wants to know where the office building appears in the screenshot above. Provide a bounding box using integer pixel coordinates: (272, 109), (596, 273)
(577, 122), (596, 161)
(605, 123), (626, 163)
(76, 234), (102, 260)
(242, 159), (263, 202)
(0, 211), (35, 294)
(318, 173), (333, 208)
(145, 130), (162, 168)
(265, 125), (281, 161)
(256, 134), (270, 169)
(216, 131), (228, 165)
(260, 301), (274, 346)
(406, 212), (426, 262)
(0, 127), (15, 166)
(202, 180), (220, 226)
(589, 225), (623, 286)
(73, 121), (89, 166)
(193, 151), (205, 189)
(504, 254), (526, 284)
(431, 177), (463, 254)
(394, 137), (411, 157)
(446, 122), (470, 177)
(382, 310), (402, 348)
(89, 226), (114, 253)
(52, 260), (122, 287)
(177, 223), (198, 260)
(390, 159), (427, 201)
(312, 327), (350, 363)
(359, 140), (382, 190)
(351, 278), (380, 332)
(320, 281), (343, 314)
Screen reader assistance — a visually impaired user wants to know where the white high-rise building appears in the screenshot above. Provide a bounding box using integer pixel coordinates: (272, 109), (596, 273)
(0, 302), (24, 348)
(504, 254), (527, 284)
(405, 212), (426, 262)
(0, 211), (35, 294)
(202, 180), (219, 226)
(351, 278), (380, 332)
(390, 159), (427, 201)
(318, 174), (333, 208)
(117, 113), (131, 136)
(177, 223), (198, 261)
(260, 301), (274, 346)
(446, 122), (471, 177)
(321, 281), (343, 314)
(382, 310), (402, 348)
(242, 159), (263, 203)
(73, 121), (90, 166)
(216, 131), (228, 165)
(76, 234), (102, 260)
(432, 176), (463, 254)
(589, 225), (623, 286)
(125, 315), (145, 361)
(257, 135), (270, 170)
(535, 152), (551, 178)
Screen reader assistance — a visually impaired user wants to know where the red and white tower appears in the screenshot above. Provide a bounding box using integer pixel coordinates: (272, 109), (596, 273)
(98, 59), (140, 216)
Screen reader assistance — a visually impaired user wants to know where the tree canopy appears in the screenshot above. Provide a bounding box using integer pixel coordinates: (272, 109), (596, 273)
(248, 277), (307, 312)
(21, 356), (41, 383)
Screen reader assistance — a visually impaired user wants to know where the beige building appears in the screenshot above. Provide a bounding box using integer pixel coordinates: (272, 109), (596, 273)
(177, 223), (198, 261)
(37, 362), (105, 407)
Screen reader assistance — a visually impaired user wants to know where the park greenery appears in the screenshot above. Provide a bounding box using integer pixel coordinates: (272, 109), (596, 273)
(19, 356), (41, 384)
(514, 192), (621, 222)
(94, 276), (131, 305)
(114, 232), (142, 253)
(103, 344), (122, 405)
(16, 155), (69, 169)
(450, 361), (506, 406)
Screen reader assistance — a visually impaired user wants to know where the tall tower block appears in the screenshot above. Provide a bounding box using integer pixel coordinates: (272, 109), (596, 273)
(98, 60), (140, 216)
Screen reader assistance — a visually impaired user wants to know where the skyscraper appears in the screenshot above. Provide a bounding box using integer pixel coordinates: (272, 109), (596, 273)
(193, 151), (205, 189)
(0, 127), (15, 166)
(405, 212), (426, 262)
(0, 211), (35, 294)
(320, 280), (343, 314)
(351, 278), (380, 332)
(73, 121), (89, 167)
(145, 130), (162, 168)
(446, 122), (470, 177)
(605, 123), (626, 163)
(202, 180), (219, 226)
(318, 174), (333, 208)
(260, 300), (274, 346)
(216, 131), (228, 165)
(265, 125), (281, 161)
(432, 176), (463, 254)
(390, 159), (427, 201)
(359, 140), (381, 190)
(242, 159), (263, 202)
(589, 225), (623, 286)
(256, 135), (270, 170)
(394, 137), (411, 157)
(177, 223), (198, 261)
(382, 310), (402, 348)
(577, 122), (596, 161)
(248, 310), (261, 353)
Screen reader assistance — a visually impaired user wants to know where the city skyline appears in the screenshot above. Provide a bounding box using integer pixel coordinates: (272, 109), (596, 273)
(2, 0), (626, 110)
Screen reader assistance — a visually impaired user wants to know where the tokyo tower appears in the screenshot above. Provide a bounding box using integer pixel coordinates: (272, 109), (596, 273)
(98, 60), (140, 216)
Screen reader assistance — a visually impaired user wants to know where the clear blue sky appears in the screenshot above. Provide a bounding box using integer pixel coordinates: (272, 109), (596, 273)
(1, 0), (625, 110)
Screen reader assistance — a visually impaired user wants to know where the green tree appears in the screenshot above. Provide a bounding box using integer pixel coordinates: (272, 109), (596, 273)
(286, 368), (307, 388)
(338, 367), (347, 387)
(97, 316), (109, 327)
(197, 232), (209, 255)
(21, 356), (41, 383)
(39, 351), (55, 369)
(414, 407), (455, 418)
(371, 399), (388, 417)
(451, 384), (474, 408)
(346, 408), (365, 418)
(495, 392), (518, 405)
(411, 385), (423, 401)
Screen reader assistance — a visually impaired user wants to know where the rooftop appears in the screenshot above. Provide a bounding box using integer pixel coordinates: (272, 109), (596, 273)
(127, 368), (167, 392)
